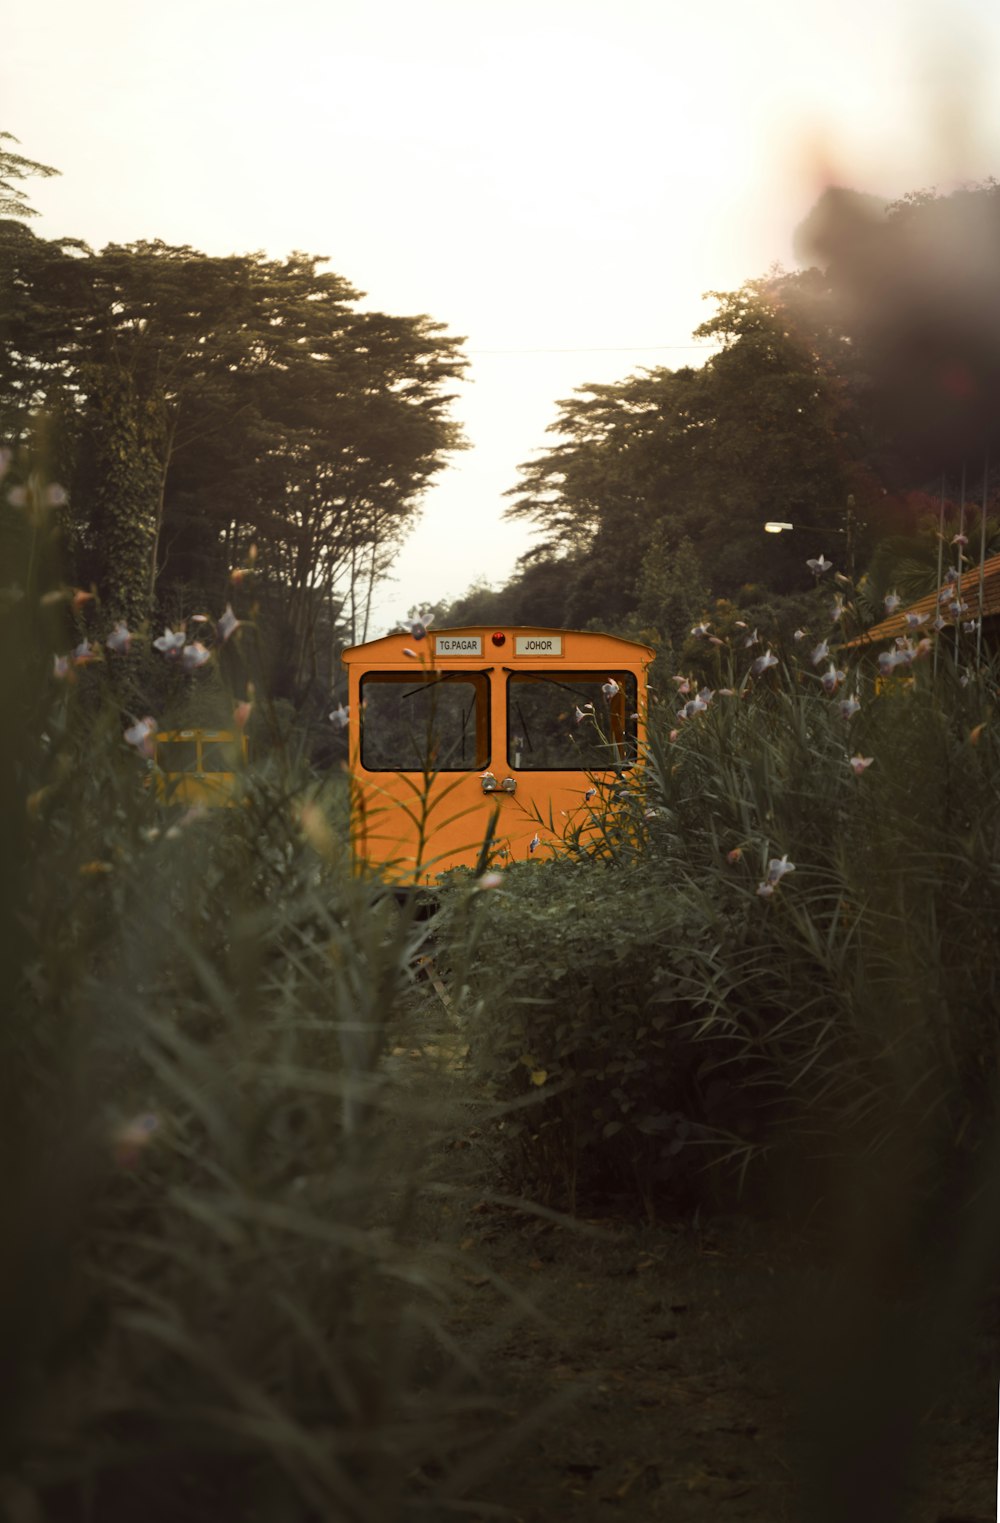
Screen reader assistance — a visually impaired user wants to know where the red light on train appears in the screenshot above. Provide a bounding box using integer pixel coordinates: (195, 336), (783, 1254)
(491, 631), (506, 646)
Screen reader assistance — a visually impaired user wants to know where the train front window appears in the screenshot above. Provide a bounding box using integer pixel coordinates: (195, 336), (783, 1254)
(157, 738), (198, 773)
(506, 671), (638, 770)
(360, 672), (490, 772)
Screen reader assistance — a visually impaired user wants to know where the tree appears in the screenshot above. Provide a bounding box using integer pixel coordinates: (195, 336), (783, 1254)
(0, 232), (468, 684)
(0, 133), (59, 220)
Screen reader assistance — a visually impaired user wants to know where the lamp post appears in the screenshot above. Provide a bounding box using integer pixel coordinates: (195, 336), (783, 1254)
(763, 499), (857, 582)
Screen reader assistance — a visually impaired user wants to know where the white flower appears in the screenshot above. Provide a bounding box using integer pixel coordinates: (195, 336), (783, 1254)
(744, 628), (759, 648)
(848, 755), (874, 775)
(751, 649), (778, 676)
(811, 639), (829, 667)
(807, 555), (832, 575)
(217, 605), (241, 643)
(690, 622), (710, 637)
(179, 641), (210, 671)
(403, 615), (432, 640)
(106, 621), (132, 655)
(793, 628), (807, 642)
(52, 653), (71, 679)
(756, 882), (775, 898)
(528, 832), (540, 854)
(153, 627), (185, 656)
(475, 870), (503, 891)
(838, 695), (860, 720)
(766, 855), (795, 885)
(905, 612), (928, 629)
(330, 703), (349, 728)
(124, 717), (157, 758)
(584, 787), (597, 802)
(601, 678), (620, 700)
(952, 532), (969, 547)
(820, 663), (846, 694)
(883, 591), (901, 614)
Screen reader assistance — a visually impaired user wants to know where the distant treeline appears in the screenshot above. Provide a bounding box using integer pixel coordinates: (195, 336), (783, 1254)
(426, 182), (1000, 661)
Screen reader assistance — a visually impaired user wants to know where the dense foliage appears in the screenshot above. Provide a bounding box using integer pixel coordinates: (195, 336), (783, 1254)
(441, 641), (1000, 1226)
(0, 139), (467, 707)
(433, 182), (1000, 654)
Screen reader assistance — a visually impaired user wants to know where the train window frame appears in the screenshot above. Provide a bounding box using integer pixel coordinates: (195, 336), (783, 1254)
(505, 670), (638, 772)
(359, 670), (491, 773)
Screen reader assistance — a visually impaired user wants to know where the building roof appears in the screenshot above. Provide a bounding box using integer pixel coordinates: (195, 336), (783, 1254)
(841, 549), (1000, 649)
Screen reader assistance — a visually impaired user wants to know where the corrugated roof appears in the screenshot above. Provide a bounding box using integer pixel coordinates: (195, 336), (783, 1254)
(841, 550), (1000, 649)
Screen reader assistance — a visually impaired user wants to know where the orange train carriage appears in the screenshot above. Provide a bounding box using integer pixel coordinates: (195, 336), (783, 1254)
(341, 626), (655, 885)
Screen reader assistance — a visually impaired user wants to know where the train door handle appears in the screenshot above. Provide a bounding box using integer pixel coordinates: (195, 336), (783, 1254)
(500, 777), (517, 793)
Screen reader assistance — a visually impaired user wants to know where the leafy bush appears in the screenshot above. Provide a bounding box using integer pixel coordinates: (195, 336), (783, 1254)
(444, 645), (1000, 1220)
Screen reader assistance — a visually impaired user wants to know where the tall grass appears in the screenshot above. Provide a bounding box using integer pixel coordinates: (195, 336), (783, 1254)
(0, 468), (552, 1522)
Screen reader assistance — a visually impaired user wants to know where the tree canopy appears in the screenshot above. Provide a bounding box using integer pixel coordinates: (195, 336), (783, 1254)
(0, 212), (468, 696)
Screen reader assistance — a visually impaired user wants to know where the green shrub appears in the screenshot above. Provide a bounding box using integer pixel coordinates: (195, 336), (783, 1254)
(443, 646), (1000, 1220)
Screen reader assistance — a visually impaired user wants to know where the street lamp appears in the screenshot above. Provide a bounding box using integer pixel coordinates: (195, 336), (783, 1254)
(763, 521), (794, 534)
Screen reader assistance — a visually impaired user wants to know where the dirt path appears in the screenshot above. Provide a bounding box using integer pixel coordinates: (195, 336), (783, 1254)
(434, 1201), (996, 1523)
(391, 988), (997, 1521)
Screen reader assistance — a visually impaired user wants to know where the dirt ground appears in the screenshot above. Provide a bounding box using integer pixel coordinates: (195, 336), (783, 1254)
(439, 1201), (997, 1523)
(390, 1000), (998, 1523)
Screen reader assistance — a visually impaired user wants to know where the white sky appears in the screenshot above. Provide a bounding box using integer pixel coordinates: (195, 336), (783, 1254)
(6, 0), (1000, 635)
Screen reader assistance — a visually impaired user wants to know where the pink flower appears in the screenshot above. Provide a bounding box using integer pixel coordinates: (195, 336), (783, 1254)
(952, 532), (968, 547)
(233, 700), (253, 730)
(727, 847), (742, 864)
(476, 870), (503, 891)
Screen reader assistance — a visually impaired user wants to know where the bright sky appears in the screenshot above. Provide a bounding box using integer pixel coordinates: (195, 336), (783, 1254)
(6, 0), (1000, 636)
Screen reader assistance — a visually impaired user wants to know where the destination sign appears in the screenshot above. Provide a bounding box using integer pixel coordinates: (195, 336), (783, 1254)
(514, 636), (563, 656)
(435, 635), (482, 656)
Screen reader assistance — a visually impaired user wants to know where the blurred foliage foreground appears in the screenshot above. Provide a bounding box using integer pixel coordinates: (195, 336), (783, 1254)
(0, 474), (567, 1522)
(4, 468), (1000, 1520)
